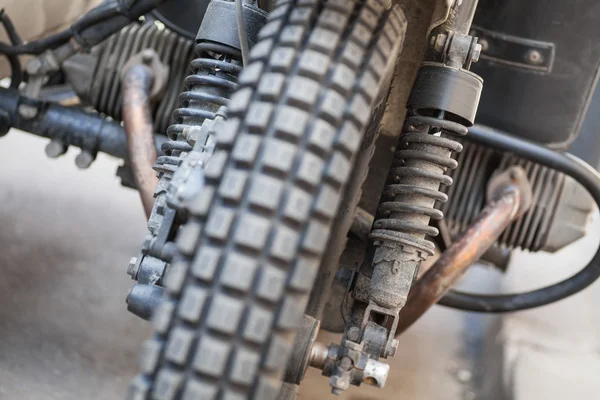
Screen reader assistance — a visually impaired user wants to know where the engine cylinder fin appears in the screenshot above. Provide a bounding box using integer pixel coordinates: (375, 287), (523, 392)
(88, 22), (195, 134)
(533, 169), (562, 251)
(441, 139), (566, 251)
(507, 160), (536, 247)
(453, 139), (479, 232)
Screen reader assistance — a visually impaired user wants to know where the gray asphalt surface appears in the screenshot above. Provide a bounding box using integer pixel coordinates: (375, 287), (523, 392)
(0, 132), (149, 399)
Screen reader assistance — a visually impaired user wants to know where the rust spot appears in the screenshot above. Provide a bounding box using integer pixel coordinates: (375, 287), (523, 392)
(364, 377), (378, 386)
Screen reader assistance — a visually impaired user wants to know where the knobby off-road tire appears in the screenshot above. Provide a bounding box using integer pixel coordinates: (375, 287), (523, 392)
(129, 1), (406, 399)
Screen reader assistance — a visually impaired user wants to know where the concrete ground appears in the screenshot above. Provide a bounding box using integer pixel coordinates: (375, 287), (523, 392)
(0, 132), (149, 399)
(497, 223), (600, 400)
(0, 131), (599, 400)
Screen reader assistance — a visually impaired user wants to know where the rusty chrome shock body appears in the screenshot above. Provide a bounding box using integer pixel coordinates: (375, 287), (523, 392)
(322, 1), (485, 394)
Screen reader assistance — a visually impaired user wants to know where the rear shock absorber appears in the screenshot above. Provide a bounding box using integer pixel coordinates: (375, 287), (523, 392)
(154, 40), (242, 175)
(332, 34), (483, 389)
(369, 61), (483, 310)
(126, 0), (267, 320)
(325, 5), (485, 395)
(155, 0), (267, 175)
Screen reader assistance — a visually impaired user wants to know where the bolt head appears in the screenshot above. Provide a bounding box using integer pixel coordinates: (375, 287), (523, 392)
(45, 140), (67, 158)
(26, 58), (43, 74)
(329, 375), (350, 392)
(142, 50), (155, 64)
(127, 257), (138, 278)
(526, 49), (543, 65)
(478, 38), (489, 52)
(346, 327), (360, 342)
(471, 43), (482, 63)
(75, 151), (94, 169)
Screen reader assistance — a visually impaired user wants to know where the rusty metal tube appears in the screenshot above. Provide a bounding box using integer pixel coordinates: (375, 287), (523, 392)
(395, 171), (531, 335)
(122, 63), (158, 217)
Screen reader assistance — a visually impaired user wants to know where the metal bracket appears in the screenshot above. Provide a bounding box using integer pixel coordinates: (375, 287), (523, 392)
(19, 51), (60, 119)
(360, 302), (400, 358)
(322, 340), (390, 394)
(470, 25), (556, 73)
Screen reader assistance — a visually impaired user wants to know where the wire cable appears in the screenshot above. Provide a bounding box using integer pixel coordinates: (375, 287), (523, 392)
(438, 124), (600, 312)
(0, 10), (23, 88)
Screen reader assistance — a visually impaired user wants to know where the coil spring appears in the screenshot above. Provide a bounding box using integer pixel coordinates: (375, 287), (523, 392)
(369, 114), (468, 256)
(154, 42), (243, 174)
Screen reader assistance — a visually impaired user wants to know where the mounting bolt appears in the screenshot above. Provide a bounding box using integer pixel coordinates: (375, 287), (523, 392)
(525, 49), (543, 65)
(339, 356), (353, 371)
(45, 139), (68, 158)
(471, 43), (482, 63)
(26, 58), (43, 75)
(142, 49), (155, 64)
(346, 327), (361, 342)
(478, 38), (489, 52)
(329, 368), (351, 393)
(127, 257), (139, 278)
(75, 150), (95, 169)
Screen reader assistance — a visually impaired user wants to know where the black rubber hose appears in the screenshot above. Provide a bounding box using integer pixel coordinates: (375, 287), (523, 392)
(0, 87), (128, 158)
(438, 124), (600, 312)
(0, 10), (23, 45)
(0, 10), (23, 89)
(5, 52), (22, 89)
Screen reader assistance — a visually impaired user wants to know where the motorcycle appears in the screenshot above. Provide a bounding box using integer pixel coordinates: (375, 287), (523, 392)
(0, 0), (598, 399)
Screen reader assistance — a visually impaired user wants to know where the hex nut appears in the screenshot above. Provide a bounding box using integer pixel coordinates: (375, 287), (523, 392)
(127, 257), (139, 278)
